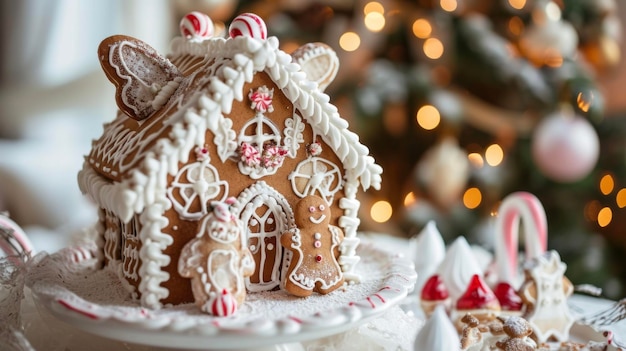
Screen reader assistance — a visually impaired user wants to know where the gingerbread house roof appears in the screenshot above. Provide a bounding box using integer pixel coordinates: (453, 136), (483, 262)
(79, 34), (382, 223)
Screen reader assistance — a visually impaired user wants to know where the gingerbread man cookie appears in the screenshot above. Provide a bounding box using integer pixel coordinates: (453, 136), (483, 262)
(519, 250), (574, 343)
(280, 195), (344, 297)
(178, 199), (255, 316)
(495, 316), (537, 351)
(460, 314), (485, 350)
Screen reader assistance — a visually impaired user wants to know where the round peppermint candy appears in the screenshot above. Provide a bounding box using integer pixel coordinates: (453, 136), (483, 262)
(211, 289), (237, 317)
(180, 11), (214, 39)
(229, 13), (267, 40)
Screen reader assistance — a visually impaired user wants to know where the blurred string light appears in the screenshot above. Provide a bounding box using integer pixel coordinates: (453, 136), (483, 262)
(364, 1), (384, 15)
(364, 11), (385, 32)
(600, 173), (615, 195)
(371, 200), (393, 223)
(463, 187), (482, 209)
(616, 189), (626, 208)
(416, 104), (441, 130)
(468, 152), (484, 168)
(440, 0), (457, 12)
(508, 0), (527, 10)
(544, 1), (562, 22)
(363, 1), (385, 32)
(423, 38), (444, 59)
(404, 192), (417, 207)
(412, 19), (432, 39)
(598, 207), (612, 227)
(339, 31), (361, 51)
(508, 17), (524, 36)
(485, 144), (504, 166)
(585, 173), (622, 228)
(576, 91), (594, 113)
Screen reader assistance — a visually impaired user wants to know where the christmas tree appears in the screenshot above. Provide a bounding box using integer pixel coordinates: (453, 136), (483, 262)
(213, 0), (625, 299)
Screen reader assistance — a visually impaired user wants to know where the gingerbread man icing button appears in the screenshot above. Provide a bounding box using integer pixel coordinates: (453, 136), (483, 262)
(280, 195), (345, 297)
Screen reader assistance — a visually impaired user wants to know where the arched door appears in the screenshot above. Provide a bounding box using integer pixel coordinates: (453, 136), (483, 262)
(235, 182), (294, 292)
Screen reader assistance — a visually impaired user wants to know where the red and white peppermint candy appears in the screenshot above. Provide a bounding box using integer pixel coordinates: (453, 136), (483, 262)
(494, 192), (548, 287)
(211, 289), (237, 316)
(180, 11), (214, 40)
(229, 13), (267, 40)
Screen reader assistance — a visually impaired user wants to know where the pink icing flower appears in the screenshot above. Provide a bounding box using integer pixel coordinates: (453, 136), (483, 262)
(240, 142), (261, 167)
(261, 144), (288, 168)
(249, 86), (274, 113)
(308, 142), (322, 157)
(195, 145), (210, 161)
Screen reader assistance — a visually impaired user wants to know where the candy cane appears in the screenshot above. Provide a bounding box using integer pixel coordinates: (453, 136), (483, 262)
(229, 13), (267, 40)
(494, 192), (547, 286)
(180, 11), (214, 40)
(0, 214), (34, 259)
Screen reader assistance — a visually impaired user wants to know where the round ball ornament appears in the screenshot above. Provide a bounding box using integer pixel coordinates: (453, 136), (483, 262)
(531, 110), (599, 182)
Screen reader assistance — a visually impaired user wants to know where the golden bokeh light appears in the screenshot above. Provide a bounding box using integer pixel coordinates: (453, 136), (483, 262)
(508, 17), (524, 36)
(339, 32), (361, 52)
(468, 152), (484, 168)
(371, 200), (393, 223)
(423, 38), (444, 59)
(576, 91), (594, 113)
(544, 50), (564, 67)
(508, 0), (526, 10)
(404, 192), (417, 207)
(584, 200), (602, 222)
(463, 187), (482, 209)
(440, 0), (457, 12)
(412, 19), (432, 39)
(600, 174), (615, 195)
(597, 207), (612, 227)
(616, 189), (626, 208)
(364, 11), (385, 32)
(364, 1), (384, 15)
(485, 144), (504, 166)
(545, 1), (562, 22)
(416, 105), (441, 130)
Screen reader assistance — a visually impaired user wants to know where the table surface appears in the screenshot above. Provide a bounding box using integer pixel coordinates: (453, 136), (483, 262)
(2, 233), (625, 351)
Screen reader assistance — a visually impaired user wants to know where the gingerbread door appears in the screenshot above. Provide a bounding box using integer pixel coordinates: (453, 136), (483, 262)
(236, 182), (294, 292)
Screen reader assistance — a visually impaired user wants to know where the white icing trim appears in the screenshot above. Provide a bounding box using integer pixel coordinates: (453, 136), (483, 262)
(283, 114), (305, 157)
(166, 159), (229, 220)
(289, 156), (343, 204)
(82, 33), (382, 307)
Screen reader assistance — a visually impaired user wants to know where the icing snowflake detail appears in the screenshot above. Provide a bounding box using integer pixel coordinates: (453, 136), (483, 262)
(308, 142), (322, 157)
(249, 86), (274, 113)
(195, 145), (210, 161)
(240, 142), (261, 167)
(261, 144), (289, 168)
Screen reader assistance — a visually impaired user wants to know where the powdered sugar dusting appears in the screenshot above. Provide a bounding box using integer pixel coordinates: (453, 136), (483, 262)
(25, 240), (416, 346)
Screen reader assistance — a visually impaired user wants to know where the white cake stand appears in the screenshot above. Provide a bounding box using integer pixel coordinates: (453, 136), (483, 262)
(27, 240), (417, 350)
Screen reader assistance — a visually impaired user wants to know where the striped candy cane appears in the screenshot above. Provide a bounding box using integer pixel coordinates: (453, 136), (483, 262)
(0, 214), (34, 260)
(494, 192), (547, 287)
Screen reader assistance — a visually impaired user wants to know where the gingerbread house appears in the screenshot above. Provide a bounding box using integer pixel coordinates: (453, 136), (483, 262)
(78, 13), (382, 309)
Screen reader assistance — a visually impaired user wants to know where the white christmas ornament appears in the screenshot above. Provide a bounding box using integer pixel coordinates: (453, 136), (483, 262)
(417, 137), (470, 209)
(531, 110), (599, 182)
(519, 0), (578, 66)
